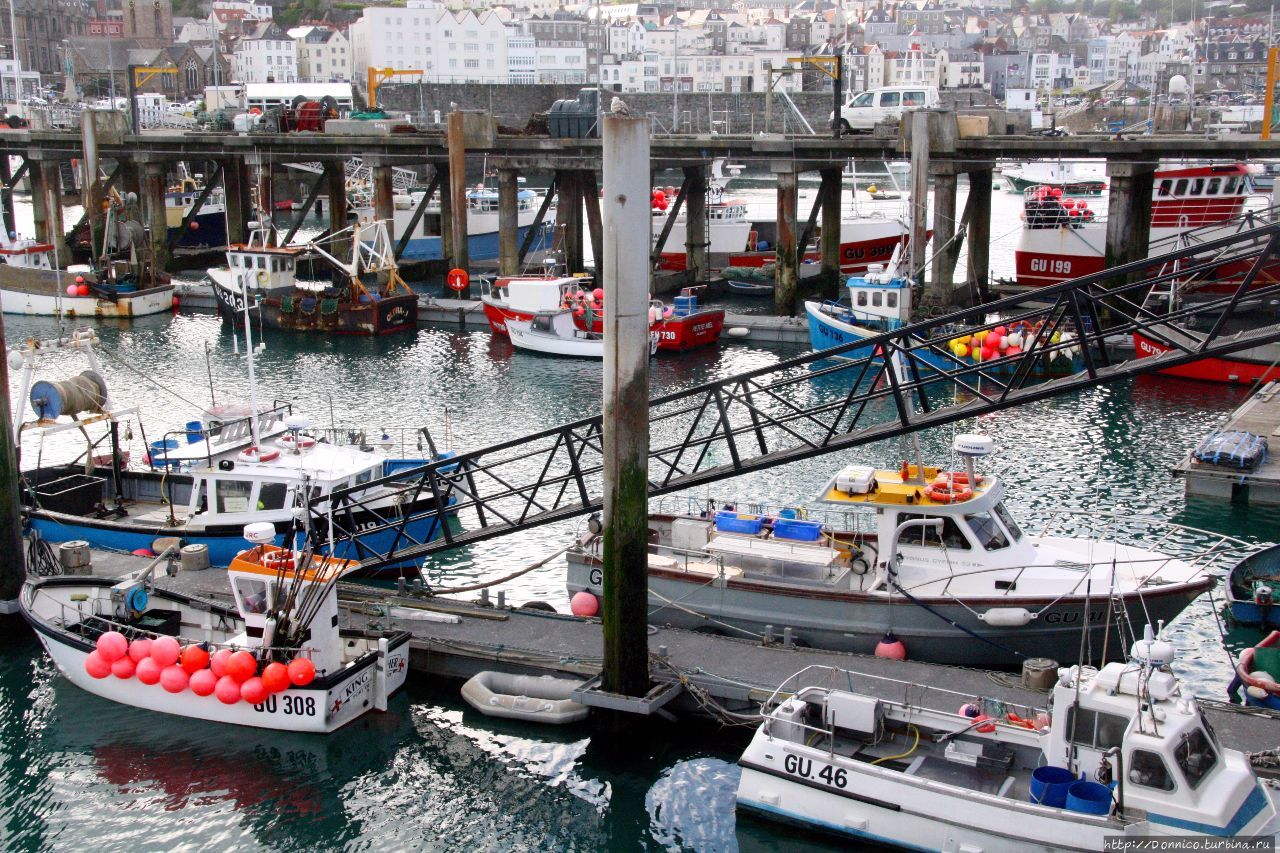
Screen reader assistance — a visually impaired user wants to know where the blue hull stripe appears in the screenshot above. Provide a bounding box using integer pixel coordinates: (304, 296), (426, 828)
(737, 798), (933, 851)
(399, 225), (551, 262)
(1148, 783), (1269, 836)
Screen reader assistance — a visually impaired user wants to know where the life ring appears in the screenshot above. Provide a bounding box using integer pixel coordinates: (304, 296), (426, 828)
(238, 446), (281, 464)
(938, 470), (984, 486)
(925, 480), (973, 503)
(256, 269), (269, 286)
(1010, 320), (1033, 338)
(1005, 712), (1036, 730)
(277, 434), (316, 450)
(263, 550), (295, 571)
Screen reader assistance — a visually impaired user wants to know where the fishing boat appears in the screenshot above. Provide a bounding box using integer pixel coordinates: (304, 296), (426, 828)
(566, 434), (1233, 667)
(652, 180), (754, 272)
(209, 218), (417, 336)
(1225, 544), (1280, 628)
(1229, 631), (1280, 709)
(1001, 160), (1106, 196)
(483, 276), (723, 351)
(375, 185), (554, 263)
(16, 330), (457, 569)
(506, 309), (660, 359)
(804, 249), (1082, 378)
(1013, 163), (1256, 288)
(726, 216), (916, 277)
(21, 527), (410, 732)
(736, 627), (1278, 847)
(164, 170), (228, 249)
(0, 195), (174, 318)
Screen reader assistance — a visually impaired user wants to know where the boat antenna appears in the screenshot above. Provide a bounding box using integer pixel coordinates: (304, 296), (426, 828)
(204, 340), (217, 407)
(239, 268), (262, 451)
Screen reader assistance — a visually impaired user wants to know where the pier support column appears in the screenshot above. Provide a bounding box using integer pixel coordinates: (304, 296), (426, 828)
(819, 166), (843, 300)
(446, 111), (470, 296)
(221, 158), (251, 246)
(601, 114), (651, 700)
(966, 165), (993, 301)
(683, 164), (707, 282)
(0, 156), (16, 238)
(564, 172), (584, 275)
(324, 161), (349, 264)
(29, 158), (69, 266)
(372, 162), (395, 226)
(142, 160), (172, 270)
(1104, 160), (1156, 271)
(909, 111), (930, 283)
(773, 165), (799, 316)
(928, 162), (959, 304)
(0, 313), (24, 610)
(497, 167), (519, 276)
(251, 161), (275, 243)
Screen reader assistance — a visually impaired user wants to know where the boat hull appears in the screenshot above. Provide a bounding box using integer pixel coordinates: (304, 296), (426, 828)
(167, 209), (228, 249)
(1227, 544), (1280, 627)
(1133, 331), (1280, 384)
(507, 318), (605, 358)
(212, 279), (417, 336)
(567, 551), (1206, 667)
(728, 230), (914, 276)
(22, 577), (410, 733)
(486, 300), (723, 351)
(1, 266), (174, 317)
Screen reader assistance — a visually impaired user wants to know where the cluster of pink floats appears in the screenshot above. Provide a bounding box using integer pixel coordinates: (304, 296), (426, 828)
(64, 274), (93, 298)
(559, 288), (676, 323)
(83, 631), (316, 705)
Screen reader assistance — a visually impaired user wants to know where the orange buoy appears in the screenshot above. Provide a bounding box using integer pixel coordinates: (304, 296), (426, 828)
(874, 632), (907, 660)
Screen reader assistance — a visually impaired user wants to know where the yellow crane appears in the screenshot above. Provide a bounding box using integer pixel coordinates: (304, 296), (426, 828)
(366, 67), (424, 111)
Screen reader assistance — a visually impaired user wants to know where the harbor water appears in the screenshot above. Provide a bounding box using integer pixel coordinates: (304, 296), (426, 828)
(3, 187), (1279, 849)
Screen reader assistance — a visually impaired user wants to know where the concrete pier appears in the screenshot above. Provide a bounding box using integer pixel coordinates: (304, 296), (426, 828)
(773, 166), (798, 316)
(1105, 160), (1157, 271)
(1176, 381), (1280, 505)
(929, 162), (959, 301)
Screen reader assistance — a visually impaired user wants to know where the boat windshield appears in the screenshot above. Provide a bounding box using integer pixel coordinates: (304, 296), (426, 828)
(1175, 728), (1218, 789)
(964, 511), (1010, 550)
(992, 502), (1023, 541)
(897, 513), (970, 550)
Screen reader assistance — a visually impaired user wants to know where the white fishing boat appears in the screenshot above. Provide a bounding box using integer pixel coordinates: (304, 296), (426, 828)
(566, 434), (1237, 667)
(506, 309), (658, 359)
(736, 627), (1279, 847)
(21, 526), (410, 733)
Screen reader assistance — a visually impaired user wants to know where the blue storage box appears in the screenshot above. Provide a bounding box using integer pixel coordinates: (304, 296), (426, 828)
(774, 519), (823, 541)
(673, 295), (697, 317)
(715, 511), (764, 535)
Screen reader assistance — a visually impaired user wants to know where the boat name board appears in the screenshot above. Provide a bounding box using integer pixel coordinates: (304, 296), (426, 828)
(252, 691), (319, 717)
(783, 753), (849, 789)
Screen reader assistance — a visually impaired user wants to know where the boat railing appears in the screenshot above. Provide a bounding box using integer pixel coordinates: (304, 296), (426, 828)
(154, 402), (294, 469)
(32, 588), (318, 658)
(758, 664), (1045, 749)
(647, 495), (877, 537)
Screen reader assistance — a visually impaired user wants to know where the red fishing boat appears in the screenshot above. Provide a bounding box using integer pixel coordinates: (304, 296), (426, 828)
(727, 217), (917, 275)
(1013, 163), (1257, 288)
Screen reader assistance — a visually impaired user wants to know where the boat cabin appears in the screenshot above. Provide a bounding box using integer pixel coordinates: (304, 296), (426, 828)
(838, 264), (911, 331)
(0, 235), (55, 270)
(224, 221), (306, 294)
(490, 277), (587, 313)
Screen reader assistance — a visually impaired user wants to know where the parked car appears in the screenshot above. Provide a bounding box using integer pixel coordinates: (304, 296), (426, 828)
(830, 86), (940, 132)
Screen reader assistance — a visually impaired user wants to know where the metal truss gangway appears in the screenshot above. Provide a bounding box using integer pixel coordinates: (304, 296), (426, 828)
(286, 158), (424, 207)
(311, 224), (1280, 572)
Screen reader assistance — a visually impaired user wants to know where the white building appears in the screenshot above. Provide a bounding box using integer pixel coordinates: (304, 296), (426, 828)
(1028, 52), (1075, 91)
(533, 44), (587, 84)
(606, 20), (646, 58)
(290, 26), (351, 83)
(507, 33), (536, 84)
(176, 19), (219, 43)
(234, 22), (298, 84)
(211, 0), (272, 21)
(349, 1), (509, 84)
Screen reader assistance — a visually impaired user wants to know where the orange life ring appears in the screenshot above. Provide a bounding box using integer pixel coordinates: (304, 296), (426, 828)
(239, 446), (281, 464)
(277, 434), (316, 450)
(938, 470), (984, 486)
(926, 481), (973, 503)
(263, 550), (295, 571)
(1005, 712), (1036, 730)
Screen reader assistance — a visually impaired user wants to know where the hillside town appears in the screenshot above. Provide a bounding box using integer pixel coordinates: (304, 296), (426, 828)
(0, 0), (1272, 113)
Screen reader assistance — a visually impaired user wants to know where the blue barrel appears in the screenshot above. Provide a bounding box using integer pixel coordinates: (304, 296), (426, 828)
(1065, 780), (1113, 815)
(1029, 766), (1077, 808)
(185, 420), (204, 444)
(150, 438), (179, 452)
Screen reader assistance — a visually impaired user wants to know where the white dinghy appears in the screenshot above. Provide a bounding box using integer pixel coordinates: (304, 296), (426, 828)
(460, 672), (589, 725)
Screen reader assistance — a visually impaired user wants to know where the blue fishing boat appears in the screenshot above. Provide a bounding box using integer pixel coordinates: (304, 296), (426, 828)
(1225, 544), (1280, 628)
(1229, 630), (1280, 709)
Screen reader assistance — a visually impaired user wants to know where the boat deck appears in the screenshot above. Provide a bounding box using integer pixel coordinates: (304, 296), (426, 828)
(69, 546), (1280, 761)
(1175, 382), (1280, 505)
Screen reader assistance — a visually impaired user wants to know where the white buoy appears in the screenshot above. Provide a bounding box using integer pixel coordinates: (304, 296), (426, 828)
(726, 327), (750, 338)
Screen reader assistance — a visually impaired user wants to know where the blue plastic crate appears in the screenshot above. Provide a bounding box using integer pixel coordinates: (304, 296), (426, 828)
(715, 511), (764, 535)
(774, 518), (823, 542)
(673, 295), (697, 317)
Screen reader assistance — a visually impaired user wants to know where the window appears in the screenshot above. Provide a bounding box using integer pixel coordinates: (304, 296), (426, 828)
(216, 479), (252, 513)
(465, 59), (479, 69)
(879, 92), (900, 107)
(1190, 178), (1204, 195)
(871, 292), (882, 307)
(992, 502), (1022, 541)
(1066, 706), (1128, 750)
(1174, 178), (1188, 195)
(965, 511), (1010, 550)
(856, 291), (867, 307)
(1158, 179), (1172, 196)
(850, 91), (874, 107)
(1130, 749), (1175, 791)
(236, 577), (269, 614)
(258, 482), (288, 510)
(1225, 177), (1238, 194)
(902, 91), (924, 106)
(1175, 728), (1218, 789)
(897, 513), (971, 550)
(1207, 178), (1221, 195)
(886, 292), (898, 308)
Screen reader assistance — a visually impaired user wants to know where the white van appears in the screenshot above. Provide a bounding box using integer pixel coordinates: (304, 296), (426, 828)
(831, 86), (940, 132)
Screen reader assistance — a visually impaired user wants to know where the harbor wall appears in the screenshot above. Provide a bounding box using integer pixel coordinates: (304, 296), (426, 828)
(377, 83), (997, 136)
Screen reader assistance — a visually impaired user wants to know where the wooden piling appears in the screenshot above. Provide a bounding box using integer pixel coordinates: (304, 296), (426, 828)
(966, 165), (993, 301)
(446, 111), (470, 296)
(372, 162), (395, 226)
(222, 158), (251, 246)
(683, 164), (707, 283)
(819, 166), (843, 300)
(0, 156), (14, 238)
(497, 167), (519, 276)
(774, 166), (798, 316)
(325, 160), (349, 261)
(928, 162), (959, 302)
(0, 313), (23, 609)
(30, 158), (69, 267)
(1104, 160), (1156, 271)
(564, 172), (584, 274)
(600, 114), (652, 699)
(142, 160), (171, 269)
(909, 111), (930, 283)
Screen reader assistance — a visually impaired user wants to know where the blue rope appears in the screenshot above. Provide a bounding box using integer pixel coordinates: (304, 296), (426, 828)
(890, 580), (1027, 660)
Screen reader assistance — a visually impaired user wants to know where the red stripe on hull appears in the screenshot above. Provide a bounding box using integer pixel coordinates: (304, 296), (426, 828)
(728, 233), (915, 274)
(1133, 332), (1280, 384)
(1013, 250), (1104, 288)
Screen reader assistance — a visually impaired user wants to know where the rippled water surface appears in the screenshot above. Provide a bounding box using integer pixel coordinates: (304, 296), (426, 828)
(3, 283), (1278, 849)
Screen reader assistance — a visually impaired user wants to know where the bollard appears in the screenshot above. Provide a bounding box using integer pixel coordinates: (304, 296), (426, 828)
(496, 590), (506, 609)
(478, 587), (490, 607)
(783, 627), (794, 648)
(763, 624), (774, 646)
(396, 577), (407, 596)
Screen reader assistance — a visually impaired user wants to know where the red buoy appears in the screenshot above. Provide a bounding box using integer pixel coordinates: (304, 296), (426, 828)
(189, 668), (218, 696)
(261, 662), (290, 694)
(210, 648), (233, 678)
(135, 657), (163, 685)
(225, 650), (257, 683)
(240, 676), (268, 705)
(874, 631), (908, 660)
(180, 644), (210, 674)
(111, 655), (137, 679)
(214, 675), (241, 704)
(150, 635), (181, 667)
(287, 657), (316, 686)
(84, 650), (111, 679)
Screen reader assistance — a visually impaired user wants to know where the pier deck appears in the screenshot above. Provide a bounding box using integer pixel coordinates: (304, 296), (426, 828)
(73, 548), (1280, 760)
(1176, 382), (1280, 505)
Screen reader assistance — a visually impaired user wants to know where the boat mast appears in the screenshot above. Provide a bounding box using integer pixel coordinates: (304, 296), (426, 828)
(239, 269), (263, 450)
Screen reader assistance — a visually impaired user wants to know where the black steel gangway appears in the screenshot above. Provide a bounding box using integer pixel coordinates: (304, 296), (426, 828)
(310, 223), (1280, 572)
